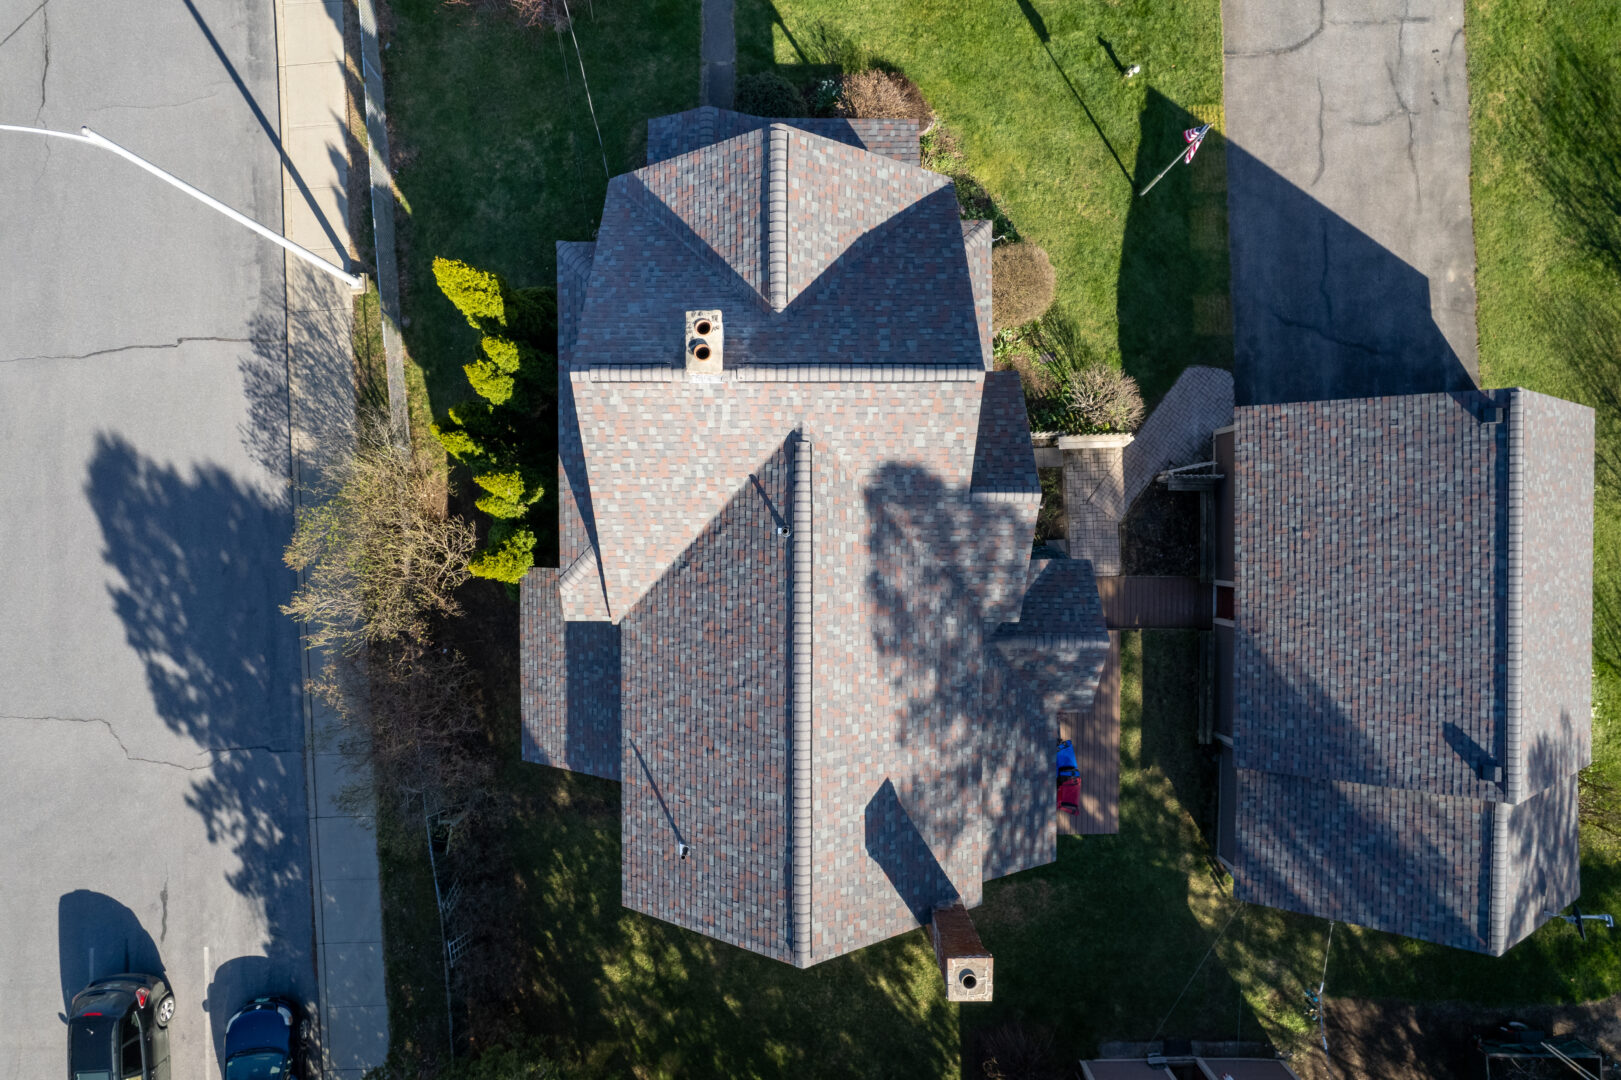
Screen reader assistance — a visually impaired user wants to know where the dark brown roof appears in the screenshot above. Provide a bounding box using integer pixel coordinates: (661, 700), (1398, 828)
(1229, 389), (1594, 954)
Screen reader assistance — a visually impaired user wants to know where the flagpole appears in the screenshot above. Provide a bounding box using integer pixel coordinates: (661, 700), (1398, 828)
(1137, 127), (1208, 197)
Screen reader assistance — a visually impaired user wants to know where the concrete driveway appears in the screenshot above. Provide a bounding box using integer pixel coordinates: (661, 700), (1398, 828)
(1223, 0), (1480, 405)
(0, 0), (316, 1075)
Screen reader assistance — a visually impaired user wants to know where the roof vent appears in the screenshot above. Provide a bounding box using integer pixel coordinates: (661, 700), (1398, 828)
(685, 309), (723, 374)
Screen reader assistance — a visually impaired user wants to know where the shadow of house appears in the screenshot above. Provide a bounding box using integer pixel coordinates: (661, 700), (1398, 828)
(84, 434), (318, 1025)
(1223, 136), (1476, 406)
(57, 891), (168, 1014)
(1118, 89), (1233, 406)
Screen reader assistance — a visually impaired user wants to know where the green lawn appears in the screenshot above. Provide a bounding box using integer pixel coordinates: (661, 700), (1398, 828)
(477, 632), (1278, 1077)
(1466, 0), (1620, 740)
(737, 0), (1232, 405)
(370, 0), (1621, 1073)
(383, 0), (700, 415)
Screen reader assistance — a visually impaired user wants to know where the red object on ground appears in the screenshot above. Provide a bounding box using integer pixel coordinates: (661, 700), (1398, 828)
(1058, 777), (1081, 816)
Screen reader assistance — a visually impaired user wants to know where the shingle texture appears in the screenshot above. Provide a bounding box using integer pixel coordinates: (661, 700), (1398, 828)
(520, 569), (622, 780)
(620, 443), (795, 960)
(1515, 392), (1596, 793)
(647, 106), (924, 167)
(1229, 390), (1594, 955)
(574, 124), (990, 370)
(520, 112), (1110, 968)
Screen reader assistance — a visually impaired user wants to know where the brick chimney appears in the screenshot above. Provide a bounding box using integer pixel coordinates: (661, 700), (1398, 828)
(931, 901), (993, 1002)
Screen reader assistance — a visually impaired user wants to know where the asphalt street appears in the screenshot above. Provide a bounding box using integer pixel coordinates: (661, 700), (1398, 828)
(1223, 0), (1481, 405)
(0, 0), (317, 1077)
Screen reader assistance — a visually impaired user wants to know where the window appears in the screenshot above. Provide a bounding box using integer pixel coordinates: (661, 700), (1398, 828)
(119, 1011), (145, 1079)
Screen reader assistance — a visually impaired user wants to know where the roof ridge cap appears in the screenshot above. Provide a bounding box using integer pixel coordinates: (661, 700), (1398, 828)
(790, 435), (812, 966)
(1505, 388), (1524, 804)
(767, 124), (789, 312)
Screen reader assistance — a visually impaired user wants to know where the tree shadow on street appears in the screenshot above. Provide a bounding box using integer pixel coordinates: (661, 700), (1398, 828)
(84, 434), (319, 1065)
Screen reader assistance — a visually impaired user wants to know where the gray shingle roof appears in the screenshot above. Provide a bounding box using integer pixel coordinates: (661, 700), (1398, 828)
(1230, 389), (1594, 954)
(620, 442), (795, 960)
(520, 569), (622, 781)
(520, 112), (1111, 968)
(647, 106), (924, 167)
(573, 124), (990, 370)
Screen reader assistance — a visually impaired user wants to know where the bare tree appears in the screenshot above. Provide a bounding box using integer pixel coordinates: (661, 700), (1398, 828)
(283, 419), (476, 653)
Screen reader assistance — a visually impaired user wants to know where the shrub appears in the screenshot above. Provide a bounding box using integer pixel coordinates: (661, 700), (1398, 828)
(471, 520), (538, 584)
(505, 285), (558, 344)
(472, 468), (539, 519)
(991, 242), (1056, 331)
(805, 76), (842, 118)
(433, 257), (507, 331)
(282, 418), (476, 653)
(430, 260), (559, 579)
(736, 71), (803, 117)
(1064, 364), (1146, 433)
(837, 68), (932, 126)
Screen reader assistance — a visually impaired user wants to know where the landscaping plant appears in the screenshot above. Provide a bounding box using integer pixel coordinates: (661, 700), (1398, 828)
(429, 257), (558, 584)
(837, 68), (932, 126)
(735, 70), (803, 117)
(990, 241), (1056, 331)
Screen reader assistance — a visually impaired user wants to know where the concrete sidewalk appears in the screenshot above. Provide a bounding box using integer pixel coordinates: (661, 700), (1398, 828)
(1223, 0), (1479, 405)
(272, 0), (390, 1076)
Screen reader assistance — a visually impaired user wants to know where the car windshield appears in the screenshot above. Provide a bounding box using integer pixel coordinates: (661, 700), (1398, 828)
(225, 1051), (289, 1080)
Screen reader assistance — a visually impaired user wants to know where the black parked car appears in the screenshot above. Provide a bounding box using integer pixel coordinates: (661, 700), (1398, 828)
(67, 973), (173, 1080)
(223, 996), (306, 1080)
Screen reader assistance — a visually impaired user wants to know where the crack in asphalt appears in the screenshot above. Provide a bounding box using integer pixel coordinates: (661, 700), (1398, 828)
(3, 335), (283, 364)
(1383, 61), (1422, 203)
(1269, 312), (1385, 358)
(34, 0), (48, 120)
(92, 87), (231, 114)
(1, 713), (293, 771)
(0, 0), (46, 51)
(1316, 220), (1335, 328)
(1226, 0), (1323, 57)
(1313, 78), (1326, 186)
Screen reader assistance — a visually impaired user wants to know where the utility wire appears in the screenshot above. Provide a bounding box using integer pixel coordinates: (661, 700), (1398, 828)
(1150, 901), (1245, 1045)
(558, 0), (609, 179)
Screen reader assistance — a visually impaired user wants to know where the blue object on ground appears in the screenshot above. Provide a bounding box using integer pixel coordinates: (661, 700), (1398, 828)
(1056, 739), (1078, 775)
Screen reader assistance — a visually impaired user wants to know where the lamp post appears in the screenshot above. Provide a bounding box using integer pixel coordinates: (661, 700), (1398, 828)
(0, 123), (363, 291)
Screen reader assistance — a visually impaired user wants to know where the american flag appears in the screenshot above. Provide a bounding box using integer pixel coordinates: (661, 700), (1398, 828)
(1183, 124), (1212, 164)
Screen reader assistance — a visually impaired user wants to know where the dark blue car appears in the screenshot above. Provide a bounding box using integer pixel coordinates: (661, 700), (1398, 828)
(223, 997), (306, 1080)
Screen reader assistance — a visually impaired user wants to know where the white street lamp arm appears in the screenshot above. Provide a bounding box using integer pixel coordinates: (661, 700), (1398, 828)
(0, 123), (363, 291)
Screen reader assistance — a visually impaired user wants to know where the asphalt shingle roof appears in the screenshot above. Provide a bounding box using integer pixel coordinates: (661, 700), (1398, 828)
(1230, 389), (1594, 954)
(647, 106), (924, 167)
(573, 124), (989, 370)
(619, 442), (795, 961)
(520, 115), (1110, 967)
